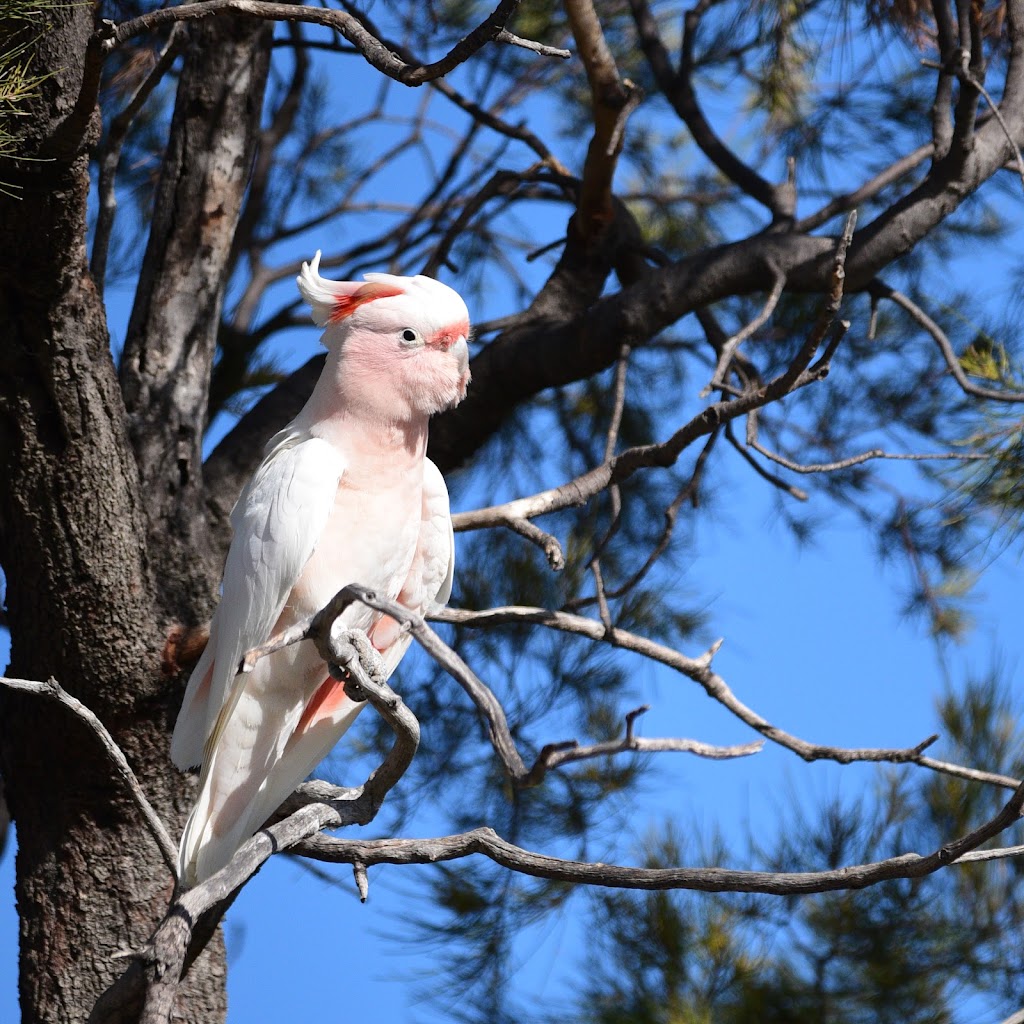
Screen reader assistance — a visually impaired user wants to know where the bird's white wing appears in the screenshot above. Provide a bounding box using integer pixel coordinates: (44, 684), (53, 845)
(170, 427), (345, 769)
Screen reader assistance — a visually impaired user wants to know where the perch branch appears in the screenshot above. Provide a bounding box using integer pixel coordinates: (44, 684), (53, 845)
(135, 649), (417, 1022)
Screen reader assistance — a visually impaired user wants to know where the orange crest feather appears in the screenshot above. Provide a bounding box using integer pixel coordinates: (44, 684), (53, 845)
(328, 281), (404, 324)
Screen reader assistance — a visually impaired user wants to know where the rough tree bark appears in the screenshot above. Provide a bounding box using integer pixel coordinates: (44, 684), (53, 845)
(0, 8), (271, 1023)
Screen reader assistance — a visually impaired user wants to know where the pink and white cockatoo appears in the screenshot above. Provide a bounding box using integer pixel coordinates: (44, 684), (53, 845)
(170, 252), (470, 885)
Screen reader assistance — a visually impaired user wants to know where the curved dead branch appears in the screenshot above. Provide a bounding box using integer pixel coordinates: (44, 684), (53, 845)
(99, 0), (547, 86)
(295, 777), (1024, 896)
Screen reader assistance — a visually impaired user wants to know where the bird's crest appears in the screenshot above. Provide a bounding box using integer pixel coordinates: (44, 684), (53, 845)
(297, 251), (404, 329)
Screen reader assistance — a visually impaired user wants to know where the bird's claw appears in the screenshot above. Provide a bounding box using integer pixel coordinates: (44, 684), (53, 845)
(326, 626), (387, 703)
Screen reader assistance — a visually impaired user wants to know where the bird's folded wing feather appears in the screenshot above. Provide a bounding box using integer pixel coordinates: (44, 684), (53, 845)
(171, 428), (345, 768)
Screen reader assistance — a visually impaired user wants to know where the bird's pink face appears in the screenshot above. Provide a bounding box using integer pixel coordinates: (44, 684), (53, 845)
(340, 275), (472, 419)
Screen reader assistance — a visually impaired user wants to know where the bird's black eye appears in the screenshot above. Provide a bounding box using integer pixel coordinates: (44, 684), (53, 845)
(400, 328), (423, 347)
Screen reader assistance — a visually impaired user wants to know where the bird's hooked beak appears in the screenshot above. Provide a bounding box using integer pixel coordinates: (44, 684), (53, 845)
(452, 335), (471, 397)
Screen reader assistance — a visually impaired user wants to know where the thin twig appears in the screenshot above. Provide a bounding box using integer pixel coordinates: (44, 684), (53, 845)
(497, 30), (571, 59)
(701, 266), (786, 397)
(0, 676), (178, 878)
(519, 704), (762, 788)
(743, 404), (987, 475)
(873, 280), (1024, 403)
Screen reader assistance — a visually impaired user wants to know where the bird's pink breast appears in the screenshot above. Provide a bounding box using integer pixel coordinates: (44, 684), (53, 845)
(287, 469), (423, 627)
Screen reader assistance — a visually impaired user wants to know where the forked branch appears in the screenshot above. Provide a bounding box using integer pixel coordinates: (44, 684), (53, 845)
(134, 646), (417, 1023)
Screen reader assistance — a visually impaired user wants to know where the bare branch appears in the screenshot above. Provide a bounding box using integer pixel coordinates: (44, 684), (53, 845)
(294, 776), (1024, 896)
(99, 0), (535, 87)
(433, 604), (951, 772)
(743, 407), (988, 475)
(135, 651), (418, 1022)
(497, 29), (570, 60)
(0, 677), (178, 878)
(954, 843), (1024, 864)
(700, 265), (786, 397)
(916, 756), (1020, 791)
(519, 705), (763, 789)
(91, 27), (185, 293)
(430, 77), (570, 172)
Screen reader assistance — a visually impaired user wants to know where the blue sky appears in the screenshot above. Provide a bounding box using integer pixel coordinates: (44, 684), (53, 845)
(3, 10), (1024, 1022)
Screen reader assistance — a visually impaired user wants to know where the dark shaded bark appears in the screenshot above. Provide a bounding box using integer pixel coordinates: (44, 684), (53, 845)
(0, 8), (271, 1023)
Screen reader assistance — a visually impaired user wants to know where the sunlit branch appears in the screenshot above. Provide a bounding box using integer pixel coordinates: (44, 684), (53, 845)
(293, 777), (1024, 896)
(496, 29), (570, 60)
(519, 704), (763, 789)
(434, 604), (948, 768)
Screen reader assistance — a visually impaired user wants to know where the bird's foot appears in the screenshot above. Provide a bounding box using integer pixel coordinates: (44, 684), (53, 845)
(161, 622), (210, 676)
(326, 626), (386, 703)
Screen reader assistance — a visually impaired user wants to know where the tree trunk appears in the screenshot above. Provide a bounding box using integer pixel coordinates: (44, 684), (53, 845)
(0, 8), (270, 1022)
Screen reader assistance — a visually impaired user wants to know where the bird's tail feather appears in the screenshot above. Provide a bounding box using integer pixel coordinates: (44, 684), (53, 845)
(178, 681), (364, 886)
